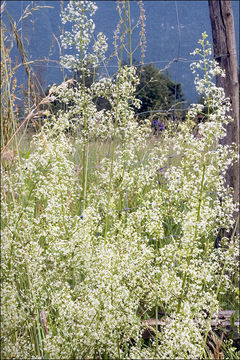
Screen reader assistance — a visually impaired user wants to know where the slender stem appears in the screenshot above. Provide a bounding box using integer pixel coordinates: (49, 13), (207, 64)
(78, 7), (89, 214)
(177, 40), (212, 313)
(119, 0), (133, 212)
(83, 141), (89, 209)
(200, 216), (239, 359)
(0, 28), (19, 156)
(104, 117), (118, 239)
(119, 1), (127, 68)
(104, 3), (128, 238)
(177, 163), (206, 313)
(154, 232), (159, 356)
(127, 1), (132, 66)
(26, 266), (43, 357)
(155, 304), (158, 356)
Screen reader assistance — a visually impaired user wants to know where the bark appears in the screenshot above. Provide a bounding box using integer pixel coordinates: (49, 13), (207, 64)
(208, 0), (239, 231)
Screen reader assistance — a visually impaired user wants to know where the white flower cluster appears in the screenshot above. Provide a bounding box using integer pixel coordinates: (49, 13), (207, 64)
(92, 32), (108, 64)
(1, 24), (239, 360)
(60, 0), (107, 70)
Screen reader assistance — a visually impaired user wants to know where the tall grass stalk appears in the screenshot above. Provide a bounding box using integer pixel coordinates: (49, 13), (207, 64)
(105, 0), (137, 234)
(1, 3), (54, 155)
(0, 23), (18, 152)
(127, 1), (132, 67)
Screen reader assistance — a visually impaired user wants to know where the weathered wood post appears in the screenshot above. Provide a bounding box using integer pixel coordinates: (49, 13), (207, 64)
(208, 0), (239, 234)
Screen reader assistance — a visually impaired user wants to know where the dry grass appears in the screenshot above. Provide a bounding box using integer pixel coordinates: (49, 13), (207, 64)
(1, 2), (54, 154)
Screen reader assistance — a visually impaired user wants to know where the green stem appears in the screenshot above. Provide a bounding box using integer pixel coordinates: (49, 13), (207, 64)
(104, 3), (128, 238)
(104, 119), (117, 239)
(177, 163), (206, 313)
(200, 216), (239, 359)
(127, 1), (132, 66)
(81, 68), (87, 212)
(0, 28), (19, 159)
(154, 233), (159, 356)
(119, 1), (133, 212)
(78, 7), (89, 214)
(119, 1), (127, 68)
(119, 105), (128, 213)
(26, 267), (43, 357)
(155, 304), (158, 356)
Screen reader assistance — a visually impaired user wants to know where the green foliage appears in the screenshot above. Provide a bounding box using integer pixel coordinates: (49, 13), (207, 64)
(46, 61), (185, 119)
(135, 63), (185, 115)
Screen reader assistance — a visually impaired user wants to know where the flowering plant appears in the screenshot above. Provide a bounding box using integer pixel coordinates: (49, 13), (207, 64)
(1, 2), (239, 356)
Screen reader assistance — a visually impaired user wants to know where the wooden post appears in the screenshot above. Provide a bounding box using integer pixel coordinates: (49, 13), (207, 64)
(208, 0), (239, 231)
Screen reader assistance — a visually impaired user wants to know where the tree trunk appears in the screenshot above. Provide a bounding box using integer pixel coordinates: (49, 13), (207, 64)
(208, 0), (239, 233)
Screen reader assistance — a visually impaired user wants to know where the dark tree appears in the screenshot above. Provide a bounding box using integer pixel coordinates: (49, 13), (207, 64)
(135, 63), (185, 115)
